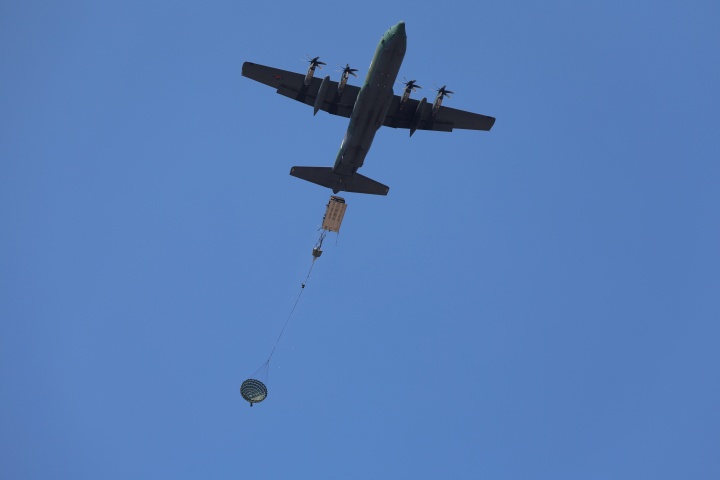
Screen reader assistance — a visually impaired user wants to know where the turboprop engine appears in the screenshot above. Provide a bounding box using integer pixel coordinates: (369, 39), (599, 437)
(337, 64), (358, 93)
(400, 79), (422, 109)
(432, 85), (453, 115)
(304, 56), (326, 86)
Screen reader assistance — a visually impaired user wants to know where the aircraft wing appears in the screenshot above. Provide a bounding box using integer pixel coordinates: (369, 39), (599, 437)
(383, 95), (496, 132)
(242, 62), (359, 118)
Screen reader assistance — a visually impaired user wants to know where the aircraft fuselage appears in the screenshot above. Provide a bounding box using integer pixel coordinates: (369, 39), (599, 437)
(332, 22), (406, 176)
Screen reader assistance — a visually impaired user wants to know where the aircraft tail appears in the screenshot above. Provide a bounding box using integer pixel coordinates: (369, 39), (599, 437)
(290, 166), (389, 196)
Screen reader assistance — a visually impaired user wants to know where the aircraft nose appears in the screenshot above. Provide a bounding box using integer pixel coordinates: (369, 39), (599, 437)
(395, 21), (405, 35)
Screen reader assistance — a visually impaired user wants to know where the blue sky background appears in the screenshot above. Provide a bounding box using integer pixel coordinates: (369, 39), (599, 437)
(2, 1), (719, 478)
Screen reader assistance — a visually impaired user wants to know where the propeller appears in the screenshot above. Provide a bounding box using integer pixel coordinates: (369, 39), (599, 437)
(337, 64), (359, 78)
(304, 55), (326, 69)
(402, 76), (422, 92)
(435, 84), (454, 99)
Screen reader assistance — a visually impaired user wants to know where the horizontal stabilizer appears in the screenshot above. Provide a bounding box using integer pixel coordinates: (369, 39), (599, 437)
(290, 166), (389, 196)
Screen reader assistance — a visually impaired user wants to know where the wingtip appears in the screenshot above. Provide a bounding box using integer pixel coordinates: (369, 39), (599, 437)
(241, 61), (253, 77)
(487, 116), (497, 131)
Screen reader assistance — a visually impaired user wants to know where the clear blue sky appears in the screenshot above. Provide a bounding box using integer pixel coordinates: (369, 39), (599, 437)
(2, 1), (719, 478)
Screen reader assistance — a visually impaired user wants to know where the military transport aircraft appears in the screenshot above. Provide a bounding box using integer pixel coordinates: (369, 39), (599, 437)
(242, 21), (495, 196)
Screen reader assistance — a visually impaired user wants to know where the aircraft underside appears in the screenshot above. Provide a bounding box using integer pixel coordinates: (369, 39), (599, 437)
(241, 21), (495, 196)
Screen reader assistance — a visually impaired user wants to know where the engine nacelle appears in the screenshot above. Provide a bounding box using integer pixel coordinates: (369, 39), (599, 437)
(304, 65), (317, 86)
(400, 88), (412, 108)
(338, 75), (348, 94)
(432, 93), (444, 115)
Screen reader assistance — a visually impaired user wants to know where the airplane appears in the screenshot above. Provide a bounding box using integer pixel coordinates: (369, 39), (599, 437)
(241, 21), (495, 196)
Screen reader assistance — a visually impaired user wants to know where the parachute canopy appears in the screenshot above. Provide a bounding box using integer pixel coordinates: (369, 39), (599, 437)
(240, 379), (268, 407)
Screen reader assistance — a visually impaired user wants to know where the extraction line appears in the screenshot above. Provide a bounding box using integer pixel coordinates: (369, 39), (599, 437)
(266, 255), (318, 363)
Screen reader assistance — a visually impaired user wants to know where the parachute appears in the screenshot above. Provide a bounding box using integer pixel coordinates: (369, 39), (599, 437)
(240, 379), (267, 407)
(240, 196), (347, 407)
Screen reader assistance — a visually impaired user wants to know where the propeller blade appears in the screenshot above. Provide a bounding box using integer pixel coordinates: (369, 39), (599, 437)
(305, 55), (326, 68)
(337, 64), (359, 77)
(402, 79), (422, 90)
(434, 85), (454, 98)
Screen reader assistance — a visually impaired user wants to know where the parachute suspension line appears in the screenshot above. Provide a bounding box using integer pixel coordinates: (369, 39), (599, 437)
(265, 228), (326, 363)
(251, 359), (270, 382)
(316, 230), (327, 249)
